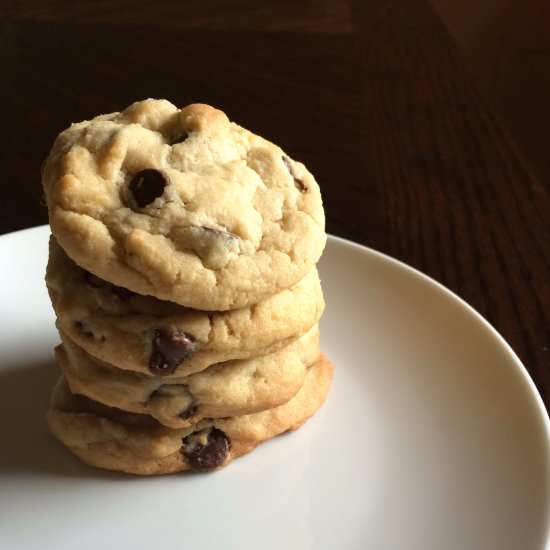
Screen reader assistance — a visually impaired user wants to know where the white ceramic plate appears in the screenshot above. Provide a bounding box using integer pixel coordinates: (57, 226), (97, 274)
(0, 226), (548, 550)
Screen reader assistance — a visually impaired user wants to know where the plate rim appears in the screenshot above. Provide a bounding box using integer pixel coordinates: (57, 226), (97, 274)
(327, 233), (550, 432)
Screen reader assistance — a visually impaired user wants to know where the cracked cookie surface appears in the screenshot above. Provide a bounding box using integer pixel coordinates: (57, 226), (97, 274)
(57, 325), (320, 429)
(42, 99), (326, 310)
(46, 236), (324, 376)
(47, 354), (333, 475)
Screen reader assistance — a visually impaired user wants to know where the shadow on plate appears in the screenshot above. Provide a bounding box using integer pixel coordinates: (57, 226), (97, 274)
(0, 358), (128, 480)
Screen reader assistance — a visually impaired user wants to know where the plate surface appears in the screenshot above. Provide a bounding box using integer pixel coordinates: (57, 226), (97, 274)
(0, 226), (548, 550)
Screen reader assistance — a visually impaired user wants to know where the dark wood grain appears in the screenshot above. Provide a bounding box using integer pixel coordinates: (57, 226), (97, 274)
(352, 0), (550, 406)
(1, 1), (549, 408)
(1, 0), (351, 32)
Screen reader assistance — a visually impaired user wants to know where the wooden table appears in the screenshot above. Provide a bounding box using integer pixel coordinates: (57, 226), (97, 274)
(2, 1), (549, 409)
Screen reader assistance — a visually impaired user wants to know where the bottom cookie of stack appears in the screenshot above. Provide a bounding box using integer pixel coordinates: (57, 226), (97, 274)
(47, 355), (333, 475)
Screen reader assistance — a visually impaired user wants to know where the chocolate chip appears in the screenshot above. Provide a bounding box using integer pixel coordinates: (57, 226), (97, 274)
(293, 178), (308, 193)
(149, 328), (198, 376)
(182, 428), (231, 472)
(282, 155), (308, 193)
(129, 169), (168, 208)
(170, 132), (188, 145)
(179, 403), (198, 420)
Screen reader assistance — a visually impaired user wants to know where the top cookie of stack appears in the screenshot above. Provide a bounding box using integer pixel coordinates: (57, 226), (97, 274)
(42, 99), (326, 311)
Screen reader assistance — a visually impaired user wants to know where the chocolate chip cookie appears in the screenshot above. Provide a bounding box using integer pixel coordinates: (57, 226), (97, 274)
(46, 236), (324, 377)
(47, 354), (333, 475)
(42, 99), (326, 310)
(57, 325), (320, 428)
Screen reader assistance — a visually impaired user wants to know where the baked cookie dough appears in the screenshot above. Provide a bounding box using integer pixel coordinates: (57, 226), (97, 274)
(57, 325), (320, 429)
(48, 354), (333, 475)
(42, 100), (326, 310)
(47, 236), (324, 377)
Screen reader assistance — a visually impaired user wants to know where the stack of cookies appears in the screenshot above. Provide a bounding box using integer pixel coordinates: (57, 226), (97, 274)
(41, 100), (332, 475)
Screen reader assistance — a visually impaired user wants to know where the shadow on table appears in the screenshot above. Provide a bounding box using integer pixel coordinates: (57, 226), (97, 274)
(0, 358), (125, 480)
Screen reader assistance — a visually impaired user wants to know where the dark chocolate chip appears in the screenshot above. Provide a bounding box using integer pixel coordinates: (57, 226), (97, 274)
(293, 178), (308, 193)
(129, 169), (168, 208)
(282, 155), (308, 193)
(179, 403), (198, 420)
(182, 428), (231, 472)
(170, 132), (188, 145)
(149, 328), (198, 376)
(83, 271), (106, 288)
